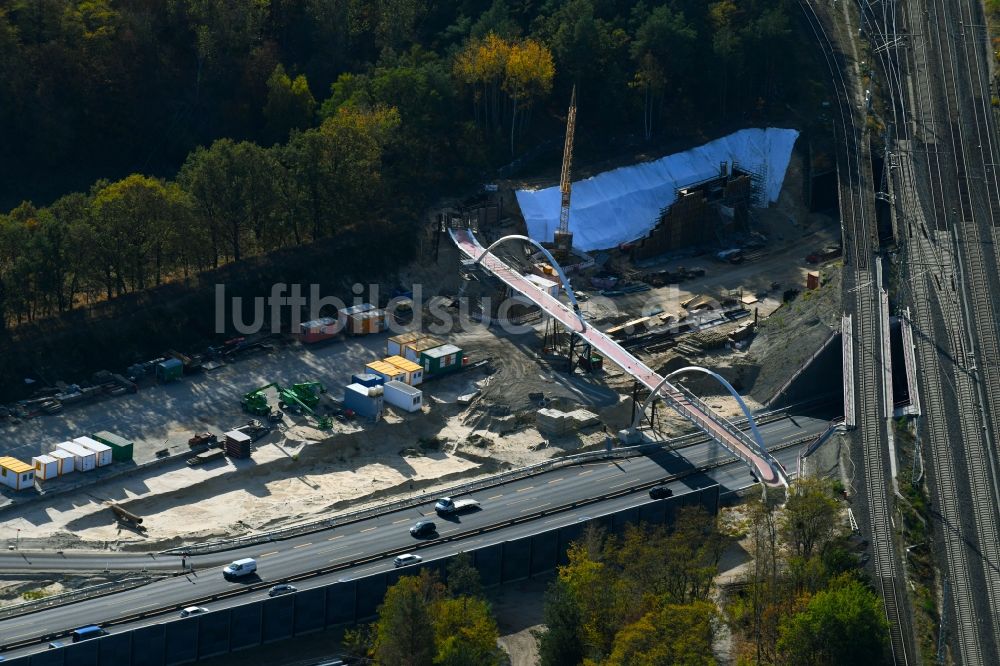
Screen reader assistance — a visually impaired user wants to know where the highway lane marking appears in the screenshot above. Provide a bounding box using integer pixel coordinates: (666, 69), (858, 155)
(609, 479), (635, 489)
(327, 535), (344, 541)
(547, 478), (562, 484)
(516, 486), (534, 492)
(360, 526), (378, 533)
(508, 497), (536, 505)
(578, 470), (594, 476)
(487, 494), (503, 500)
(293, 542), (312, 549)
(336, 552), (365, 561)
(393, 518), (410, 524)
(259, 551), (279, 558)
(520, 503), (549, 513)
(132, 601), (161, 611)
(543, 517), (564, 525)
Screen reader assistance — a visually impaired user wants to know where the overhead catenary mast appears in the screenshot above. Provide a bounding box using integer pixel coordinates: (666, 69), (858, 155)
(553, 86), (577, 260)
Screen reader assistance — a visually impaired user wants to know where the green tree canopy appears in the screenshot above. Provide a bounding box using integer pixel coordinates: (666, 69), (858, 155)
(372, 570), (442, 666)
(606, 599), (718, 666)
(264, 63), (317, 144)
(777, 575), (889, 665)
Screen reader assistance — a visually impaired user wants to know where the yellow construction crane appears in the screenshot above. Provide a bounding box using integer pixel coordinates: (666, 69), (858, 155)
(553, 86), (577, 260)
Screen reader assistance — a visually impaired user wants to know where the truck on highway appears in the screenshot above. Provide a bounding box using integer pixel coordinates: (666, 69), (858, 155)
(71, 626), (106, 643)
(434, 497), (480, 515)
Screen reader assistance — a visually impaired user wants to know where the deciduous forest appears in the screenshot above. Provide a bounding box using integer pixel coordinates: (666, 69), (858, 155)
(0, 0), (814, 332)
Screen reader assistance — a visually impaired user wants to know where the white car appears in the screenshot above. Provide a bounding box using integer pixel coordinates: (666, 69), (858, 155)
(393, 553), (423, 568)
(179, 606), (209, 618)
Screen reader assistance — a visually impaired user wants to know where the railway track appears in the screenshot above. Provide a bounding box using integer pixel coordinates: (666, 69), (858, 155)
(798, 0), (912, 661)
(862, 0), (1000, 658)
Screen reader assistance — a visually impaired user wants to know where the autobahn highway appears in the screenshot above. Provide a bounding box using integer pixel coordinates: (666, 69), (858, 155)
(0, 412), (829, 657)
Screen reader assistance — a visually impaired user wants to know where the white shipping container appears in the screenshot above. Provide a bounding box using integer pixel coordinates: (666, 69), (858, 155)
(383, 380), (423, 413)
(31, 455), (59, 480)
(74, 437), (113, 467)
(56, 441), (96, 471)
(50, 449), (75, 475)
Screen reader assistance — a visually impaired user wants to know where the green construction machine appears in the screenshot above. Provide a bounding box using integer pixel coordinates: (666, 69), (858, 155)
(241, 383), (284, 422)
(242, 381), (331, 429)
(279, 382), (326, 411)
(277, 382), (331, 430)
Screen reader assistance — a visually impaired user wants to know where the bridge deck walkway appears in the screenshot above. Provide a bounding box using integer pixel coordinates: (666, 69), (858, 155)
(450, 228), (785, 487)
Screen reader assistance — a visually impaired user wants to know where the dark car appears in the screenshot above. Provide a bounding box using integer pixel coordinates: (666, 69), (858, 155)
(268, 584), (298, 597)
(409, 520), (437, 538)
(648, 485), (673, 499)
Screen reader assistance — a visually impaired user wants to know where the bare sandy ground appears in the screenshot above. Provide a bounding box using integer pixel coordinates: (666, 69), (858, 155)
(1, 391), (602, 551)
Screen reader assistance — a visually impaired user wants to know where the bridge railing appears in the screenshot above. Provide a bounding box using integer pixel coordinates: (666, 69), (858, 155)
(656, 388), (757, 469)
(669, 381), (766, 458)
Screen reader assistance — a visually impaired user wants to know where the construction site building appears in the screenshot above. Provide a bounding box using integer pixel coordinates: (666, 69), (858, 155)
(421, 344), (464, 376)
(401, 337), (445, 363)
(365, 360), (406, 385)
(387, 331), (425, 357)
(343, 384), (383, 420)
(0, 457), (34, 490)
(56, 441), (96, 471)
(384, 356), (424, 386)
(383, 381), (423, 413)
(93, 431), (134, 462)
(32, 455), (59, 481)
(50, 449), (75, 475)
(351, 373), (384, 388)
(74, 437), (113, 467)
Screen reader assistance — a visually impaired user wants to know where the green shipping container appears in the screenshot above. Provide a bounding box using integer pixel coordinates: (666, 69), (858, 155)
(156, 358), (184, 383)
(93, 431), (134, 462)
(420, 344), (464, 375)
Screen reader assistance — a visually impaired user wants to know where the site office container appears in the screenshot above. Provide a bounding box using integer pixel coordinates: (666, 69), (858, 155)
(50, 449), (75, 475)
(340, 303), (376, 317)
(383, 355), (424, 386)
(299, 317), (342, 344)
(387, 331), (425, 357)
(401, 337), (444, 363)
(156, 358), (184, 383)
(420, 344), (464, 376)
(73, 437), (113, 467)
(56, 441), (96, 471)
(383, 380), (422, 413)
(92, 431), (134, 462)
(0, 457), (34, 490)
(365, 360), (405, 385)
(343, 383), (384, 420)
(348, 310), (386, 335)
(31, 455), (59, 481)
(351, 373), (385, 388)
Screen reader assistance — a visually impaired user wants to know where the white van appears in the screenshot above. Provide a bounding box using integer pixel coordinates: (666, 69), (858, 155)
(223, 558), (257, 579)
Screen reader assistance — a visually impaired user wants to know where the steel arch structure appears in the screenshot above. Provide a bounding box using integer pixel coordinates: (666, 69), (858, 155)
(449, 226), (786, 487)
(476, 234), (586, 330)
(632, 366), (768, 455)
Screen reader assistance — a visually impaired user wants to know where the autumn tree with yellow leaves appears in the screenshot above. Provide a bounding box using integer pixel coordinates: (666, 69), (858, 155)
(454, 33), (555, 154)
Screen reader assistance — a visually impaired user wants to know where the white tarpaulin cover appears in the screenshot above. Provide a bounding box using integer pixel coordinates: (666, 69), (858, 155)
(515, 127), (799, 251)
